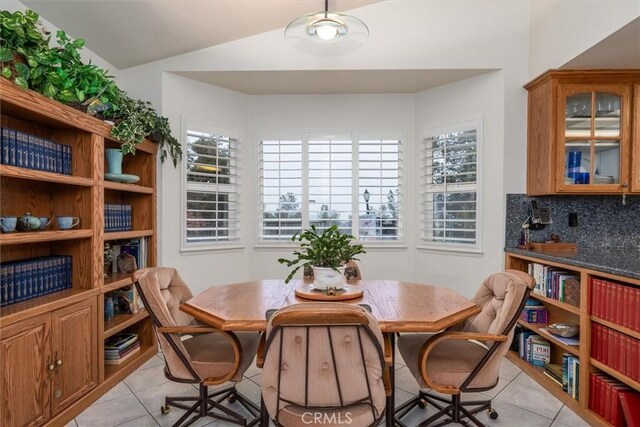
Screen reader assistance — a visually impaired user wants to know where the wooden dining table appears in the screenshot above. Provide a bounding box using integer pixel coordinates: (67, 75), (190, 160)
(181, 279), (480, 426)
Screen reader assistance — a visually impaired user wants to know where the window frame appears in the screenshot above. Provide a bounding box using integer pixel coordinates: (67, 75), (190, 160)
(181, 117), (242, 252)
(256, 130), (405, 247)
(418, 117), (483, 254)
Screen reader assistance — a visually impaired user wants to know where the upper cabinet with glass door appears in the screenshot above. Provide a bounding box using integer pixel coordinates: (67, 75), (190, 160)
(525, 70), (639, 196)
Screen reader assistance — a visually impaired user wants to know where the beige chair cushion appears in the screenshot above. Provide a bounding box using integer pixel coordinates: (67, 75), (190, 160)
(398, 270), (534, 391)
(136, 267), (259, 383)
(262, 303), (386, 426)
(276, 403), (377, 427)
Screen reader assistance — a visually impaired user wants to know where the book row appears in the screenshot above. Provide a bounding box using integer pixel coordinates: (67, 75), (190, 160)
(1, 127), (72, 175)
(562, 353), (580, 399)
(0, 256), (72, 307)
(528, 263), (580, 307)
(104, 204), (132, 232)
(589, 373), (639, 427)
(517, 328), (551, 367)
(591, 323), (640, 381)
(105, 332), (140, 365)
(589, 277), (640, 332)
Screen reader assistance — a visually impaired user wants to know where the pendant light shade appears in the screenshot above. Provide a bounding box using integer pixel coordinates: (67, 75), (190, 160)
(285, 0), (369, 56)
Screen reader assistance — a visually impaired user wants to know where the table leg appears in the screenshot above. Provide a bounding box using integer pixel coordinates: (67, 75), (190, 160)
(386, 332), (396, 427)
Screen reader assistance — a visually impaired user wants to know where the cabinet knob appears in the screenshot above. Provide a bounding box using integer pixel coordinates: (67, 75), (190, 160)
(48, 364), (55, 371)
(55, 359), (63, 366)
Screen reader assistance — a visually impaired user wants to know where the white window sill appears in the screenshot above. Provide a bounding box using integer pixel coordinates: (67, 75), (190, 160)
(254, 243), (407, 251)
(180, 245), (245, 254)
(416, 245), (484, 256)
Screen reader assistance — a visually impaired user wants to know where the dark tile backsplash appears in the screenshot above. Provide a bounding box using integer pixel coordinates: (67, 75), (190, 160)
(505, 194), (640, 249)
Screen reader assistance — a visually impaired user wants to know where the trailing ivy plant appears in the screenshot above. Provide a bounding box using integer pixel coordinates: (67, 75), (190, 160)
(0, 9), (182, 165)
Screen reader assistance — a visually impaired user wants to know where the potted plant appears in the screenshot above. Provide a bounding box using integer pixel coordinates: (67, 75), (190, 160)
(278, 225), (365, 288)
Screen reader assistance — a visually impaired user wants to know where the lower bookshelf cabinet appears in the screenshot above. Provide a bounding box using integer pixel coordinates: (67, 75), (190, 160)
(506, 251), (640, 426)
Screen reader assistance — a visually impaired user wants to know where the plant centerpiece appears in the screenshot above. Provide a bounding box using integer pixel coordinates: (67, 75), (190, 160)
(278, 225), (365, 289)
(0, 9), (182, 165)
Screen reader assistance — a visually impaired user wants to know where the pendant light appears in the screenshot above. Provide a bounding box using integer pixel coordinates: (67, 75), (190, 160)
(285, 0), (369, 56)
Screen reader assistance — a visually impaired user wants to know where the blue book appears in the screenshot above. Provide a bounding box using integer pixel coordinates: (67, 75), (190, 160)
(64, 144), (72, 175)
(122, 240), (141, 267)
(44, 139), (51, 172)
(25, 261), (34, 301)
(1, 127), (10, 165)
(6, 264), (15, 305)
(15, 131), (25, 168)
(28, 134), (36, 170)
(16, 262), (25, 302)
(36, 259), (44, 296)
(33, 136), (43, 171)
(1, 264), (7, 307)
(43, 258), (52, 295)
(8, 128), (17, 166)
(126, 205), (131, 230)
(66, 255), (72, 289)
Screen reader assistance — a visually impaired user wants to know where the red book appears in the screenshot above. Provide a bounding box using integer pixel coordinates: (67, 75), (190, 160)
(598, 375), (606, 417)
(590, 323), (597, 358)
(612, 331), (620, 371)
(589, 278), (594, 315)
(604, 281), (612, 321)
(609, 282), (617, 322)
(597, 324), (604, 361)
(619, 334), (627, 377)
(598, 279), (604, 318)
(589, 374), (596, 412)
(615, 285), (624, 325)
(604, 379), (612, 422)
(607, 328), (615, 366)
(619, 391), (640, 427)
(612, 382), (632, 427)
(623, 286), (631, 328)
(629, 337), (638, 381)
(637, 338), (640, 381)
(636, 287), (640, 331)
(594, 279), (601, 318)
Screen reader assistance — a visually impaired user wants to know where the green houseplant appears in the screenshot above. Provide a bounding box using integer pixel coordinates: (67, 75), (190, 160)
(0, 9), (182, 166)
(278, 225), (365, 286)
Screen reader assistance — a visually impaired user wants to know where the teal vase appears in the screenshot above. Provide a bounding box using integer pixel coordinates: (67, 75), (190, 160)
(105, 149), (123, 175)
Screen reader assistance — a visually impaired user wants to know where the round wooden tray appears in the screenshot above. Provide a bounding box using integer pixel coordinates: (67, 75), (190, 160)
(295, 284), (364, 301)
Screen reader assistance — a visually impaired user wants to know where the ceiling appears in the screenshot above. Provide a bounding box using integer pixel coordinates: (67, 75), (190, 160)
(562, 17), (640, 69)
(172, 69), (494, 94)
(23, 0), (377, 69)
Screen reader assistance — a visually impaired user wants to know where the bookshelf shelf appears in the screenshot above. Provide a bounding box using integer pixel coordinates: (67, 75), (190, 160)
(104, 343), (156, 381)
(104, 180), (154, 194)
(591, 316), (640, 341)
(529, 293), (581, 315)
(0, 229), (93, 245)
(591, 359), (640, 392)
(104, 229), (154, 241)
(0, 165), (94, 187)
(102, 272), (134, 293)
(104, 310), (149, 339)
(517, 319), (580, 356)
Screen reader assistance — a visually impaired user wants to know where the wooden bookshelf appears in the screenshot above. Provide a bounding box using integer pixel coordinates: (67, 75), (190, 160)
(506, 251), (640, 427)
(1, 79), (157, 427)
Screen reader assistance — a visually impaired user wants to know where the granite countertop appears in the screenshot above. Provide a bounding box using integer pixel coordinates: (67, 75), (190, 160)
(504, 246), (640, 281)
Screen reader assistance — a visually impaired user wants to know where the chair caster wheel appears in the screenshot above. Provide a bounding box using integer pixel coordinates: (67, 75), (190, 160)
(228, 395), (237, 404)
(417, 399), (427, 409)
(161, 404), (171, 414)
(488, 408), (498, 420)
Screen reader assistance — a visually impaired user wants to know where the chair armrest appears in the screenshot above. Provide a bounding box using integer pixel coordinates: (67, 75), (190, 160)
(418, 331), (507, 394)
(157, 325), (223, 334)
(256, 332), (266, 369)
(383, 334), (393, 367)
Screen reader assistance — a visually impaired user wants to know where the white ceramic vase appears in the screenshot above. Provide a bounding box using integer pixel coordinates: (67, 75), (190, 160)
(312, 266), (346, 290)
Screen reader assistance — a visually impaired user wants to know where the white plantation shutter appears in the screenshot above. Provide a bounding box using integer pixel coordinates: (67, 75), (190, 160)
(358, 137), (402, 240)
(421, 122), (481, 249)
(260, 138), (303, 240)
(185, 127), (240, 246)
(258, 132), (403, 243)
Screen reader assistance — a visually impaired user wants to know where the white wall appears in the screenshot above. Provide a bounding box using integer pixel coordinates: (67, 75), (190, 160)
(528, 0), (640, 78)
(160, 73), (250, 291)
(414, 71), (506, 298)
(246, 93), (416, 283)
(2, 0), (121, 78)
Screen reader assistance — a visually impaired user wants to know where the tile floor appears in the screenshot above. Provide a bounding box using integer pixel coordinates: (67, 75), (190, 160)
(67, 350), (591, 427)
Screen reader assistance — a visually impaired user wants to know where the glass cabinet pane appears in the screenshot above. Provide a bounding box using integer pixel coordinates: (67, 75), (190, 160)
(564, 142), (591, 185)
(594, 140), (620, 184)
(594, 93), (621, 138)
(565, 93), (592, 138)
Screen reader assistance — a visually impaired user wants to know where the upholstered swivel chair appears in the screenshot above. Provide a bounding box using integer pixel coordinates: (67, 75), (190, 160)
(259, 303), (390, 426)
(133, 268), (261, 427)
(303, 260), (362, 281)
(395, 270), (535, 427)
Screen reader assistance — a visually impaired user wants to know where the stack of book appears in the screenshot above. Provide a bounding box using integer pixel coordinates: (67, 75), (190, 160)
(589, 373), (639, 426)
(590, 277), (639, 331)
(1, 127), (72, 175)
(528, 263), (580, 307)
(520, 298), (549, 323)
(0, 256), (72, 306)
(591, 323), (638, 380)
(562, 353), (580, 399)
(104, 333), (140, 365)
(518, 330), (551, 367)
(104, 204), (132, 232)
(543, 363), (563, 387)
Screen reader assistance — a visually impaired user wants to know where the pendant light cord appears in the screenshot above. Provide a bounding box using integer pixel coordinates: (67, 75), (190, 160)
(325, 0), (329, 18)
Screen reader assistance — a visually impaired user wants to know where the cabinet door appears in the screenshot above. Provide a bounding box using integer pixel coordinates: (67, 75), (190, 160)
(0, 314), (51, 427)
(50, 297), (97, 414)
(632, 84), (640, 193)
(557, 84), (631, 193)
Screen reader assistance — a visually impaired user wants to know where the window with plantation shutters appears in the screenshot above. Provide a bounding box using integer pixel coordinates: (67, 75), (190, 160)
(259, 132), (403, 243)
(421, 120), (481, 250)
(184, 125), (240, 247)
